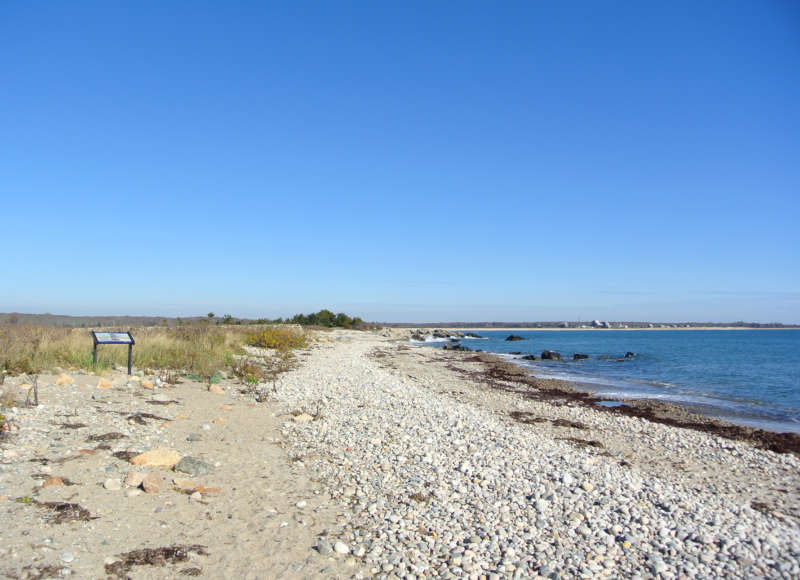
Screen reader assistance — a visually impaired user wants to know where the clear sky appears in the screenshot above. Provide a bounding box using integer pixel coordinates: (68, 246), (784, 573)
(1, 1), (799, 323)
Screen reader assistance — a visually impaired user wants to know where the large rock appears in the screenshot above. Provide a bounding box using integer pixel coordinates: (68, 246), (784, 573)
(442, 343), (470, 352)
(521, 354), (538, 361)
(175, 456), (214, 477)
(142, 472), (163, 494)
(504, 335), (526, 341)
(541, 350), (563, 360)
(129, 448), (182, 468)
(573, 353), (589, 360)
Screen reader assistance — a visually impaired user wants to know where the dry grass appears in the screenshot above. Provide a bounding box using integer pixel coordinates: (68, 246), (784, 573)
(0, 325), (308, 376)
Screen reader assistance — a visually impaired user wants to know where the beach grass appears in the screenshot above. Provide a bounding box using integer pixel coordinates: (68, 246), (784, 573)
(0, 324), (308, 376)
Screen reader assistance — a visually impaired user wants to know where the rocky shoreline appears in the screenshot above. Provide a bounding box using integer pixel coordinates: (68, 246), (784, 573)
(407, 329), (800, 451)
(1, 329), (799, 578)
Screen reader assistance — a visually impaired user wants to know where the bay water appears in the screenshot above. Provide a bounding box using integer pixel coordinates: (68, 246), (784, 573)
(415, 329), (800, 433)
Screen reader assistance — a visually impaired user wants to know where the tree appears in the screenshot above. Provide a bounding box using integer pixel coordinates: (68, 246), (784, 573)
(207, 312), (215, 319)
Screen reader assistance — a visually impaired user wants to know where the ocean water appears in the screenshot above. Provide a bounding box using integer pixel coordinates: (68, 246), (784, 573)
(413, 329), (800, 434)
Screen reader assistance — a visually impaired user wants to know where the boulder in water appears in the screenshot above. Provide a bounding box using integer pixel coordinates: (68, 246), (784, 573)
(541, 350), (563, 360)
(505, 334), (526, 341)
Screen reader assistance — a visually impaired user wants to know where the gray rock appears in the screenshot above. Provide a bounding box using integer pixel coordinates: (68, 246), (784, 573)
(316, 538), (333, 555)
(174, 456), (213, 477)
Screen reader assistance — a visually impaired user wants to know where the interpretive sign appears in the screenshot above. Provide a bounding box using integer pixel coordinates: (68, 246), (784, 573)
(91, 331), (135, 374)
(93, 332), (134, 344)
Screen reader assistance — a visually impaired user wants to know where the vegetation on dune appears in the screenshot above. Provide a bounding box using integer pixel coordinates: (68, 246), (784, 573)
(279, 309), (364, 328)
(0, 324), (308, 377)
(246, 327), (307, 350)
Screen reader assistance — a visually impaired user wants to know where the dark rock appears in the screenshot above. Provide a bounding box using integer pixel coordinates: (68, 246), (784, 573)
(464, 332), (483, 338)
(625, 351), (637, 358)
(432, 329), (451, 339)
(573, 353), (589, 360)
(410, 333), (425, 341)
(510, 351), (522, 355)
(442, 343), (470, 352)
(521, 355), (538, 361)
(174, 457), (213, 477)
(505, 335), (526, 342)
(541, 350), (563, 360)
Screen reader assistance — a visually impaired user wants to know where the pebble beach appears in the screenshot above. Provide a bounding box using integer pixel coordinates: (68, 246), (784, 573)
(1, 328), (799, 578)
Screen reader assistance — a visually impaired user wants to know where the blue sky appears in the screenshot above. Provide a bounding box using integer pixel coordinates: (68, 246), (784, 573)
(1, 1), (799, 323)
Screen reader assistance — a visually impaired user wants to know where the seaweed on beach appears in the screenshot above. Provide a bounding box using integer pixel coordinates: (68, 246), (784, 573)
(16, 497), (97, 523)
(557, 437), (605, 449)
(59, 422), (87, 429)
(409, 491), (433, 503)
(127, 412), (169, 424)
(112, 450), (140, 461)
(451, 351), (800, 456)
(509, 411), (548, 424)
(43, 501), (97, 523)
(551, 418), (588, 429)
(87, 432), (126, 442)
(104, 545), (208, 578)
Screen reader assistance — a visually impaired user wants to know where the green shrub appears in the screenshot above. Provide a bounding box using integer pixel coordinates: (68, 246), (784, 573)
(246, 328), (307, 350)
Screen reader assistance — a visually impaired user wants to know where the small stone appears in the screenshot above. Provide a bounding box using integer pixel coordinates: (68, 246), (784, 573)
(130, 448), (182, 467)
(186, 433), (202, 442)
(43, 477), (65, 488)
(190, 491), (203, 501)
(208, 384), (224, 394)
(316, 539), (333, 555)
(581, 481), (594, 492)
(293, 413), (314, 423)
(126, 489), (142, 498)
(124, 471), (146, 487)
(97, 378), (112, 389)
(104, 478), (122, 491)
(562, 473), (574, 486)
(334, 541), (350, 554)
(141, 379), (154, 388)
(296, 500), (307, 508)
(142, 472), (163, 494)
(60, 552), (74, 563)
(212, 417), (227, 424)
(175, 456), (213, 477)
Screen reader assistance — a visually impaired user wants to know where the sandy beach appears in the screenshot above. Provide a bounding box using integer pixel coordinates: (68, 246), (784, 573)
(1, 329), (799, 578)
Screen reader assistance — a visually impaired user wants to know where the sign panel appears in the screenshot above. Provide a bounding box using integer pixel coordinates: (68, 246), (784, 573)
(92, 331), (134, 344)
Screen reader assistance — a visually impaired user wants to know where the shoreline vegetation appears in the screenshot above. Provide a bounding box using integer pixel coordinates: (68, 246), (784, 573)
(0, 310), (365, 377)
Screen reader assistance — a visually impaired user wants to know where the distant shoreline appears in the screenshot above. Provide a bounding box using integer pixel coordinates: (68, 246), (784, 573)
(440, 326), (798, 331)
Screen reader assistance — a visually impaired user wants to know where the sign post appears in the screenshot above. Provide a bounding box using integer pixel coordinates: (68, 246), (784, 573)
(91, 331), (135, 375)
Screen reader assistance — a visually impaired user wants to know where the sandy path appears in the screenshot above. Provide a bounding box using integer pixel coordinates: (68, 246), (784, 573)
(0, 367), (353, 579)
